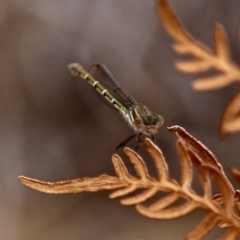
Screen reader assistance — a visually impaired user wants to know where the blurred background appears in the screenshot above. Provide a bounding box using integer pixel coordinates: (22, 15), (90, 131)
(1, 0), (240, 239)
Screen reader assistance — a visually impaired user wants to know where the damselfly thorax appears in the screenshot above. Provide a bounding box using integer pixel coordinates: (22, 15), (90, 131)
(124, 104), (162, 135)
(68, 63), (164, 150)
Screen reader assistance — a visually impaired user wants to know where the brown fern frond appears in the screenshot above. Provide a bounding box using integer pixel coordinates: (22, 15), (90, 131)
(220, 92), (240, 139)
(18, 175), (128, 194)
(185, 213), (221, 240)
(156, 0), (240, 137)
(156, 0), (240, 91)
(230, 168), (240, 185)
(19, 125), (240, 239)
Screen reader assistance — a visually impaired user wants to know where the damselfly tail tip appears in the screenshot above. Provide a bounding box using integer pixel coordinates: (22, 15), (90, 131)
(68, 62), (85, 77)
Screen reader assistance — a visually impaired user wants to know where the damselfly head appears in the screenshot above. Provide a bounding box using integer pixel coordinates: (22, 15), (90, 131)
(143, 115), (164, 135)
(141, 115), (160, 125)
(134, 114), (164, 135)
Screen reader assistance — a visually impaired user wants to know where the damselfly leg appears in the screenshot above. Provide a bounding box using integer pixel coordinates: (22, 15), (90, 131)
(115, 133), (137, 151)
(151, 134), (156, 143)
(134, 132), (143, 151)
(115, 132), (143, 151)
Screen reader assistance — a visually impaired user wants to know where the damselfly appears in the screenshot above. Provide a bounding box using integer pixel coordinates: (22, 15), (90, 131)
(68, 63), (164, 150)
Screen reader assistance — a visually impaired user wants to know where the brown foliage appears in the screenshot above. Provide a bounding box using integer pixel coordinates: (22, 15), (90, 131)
(19, 126), (240, 239)
(156, 0), (240, 139)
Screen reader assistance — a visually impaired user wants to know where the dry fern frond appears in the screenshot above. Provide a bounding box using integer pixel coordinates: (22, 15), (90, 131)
(156, 0), (240, 137)
(156, 0), (240, 90)
(220, 92), (240, 138)
(19, 126), (240, 239)
(230, 168), (240, 185)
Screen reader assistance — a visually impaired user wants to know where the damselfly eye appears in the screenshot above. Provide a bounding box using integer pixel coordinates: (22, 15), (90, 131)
(141, 115), (160, 125)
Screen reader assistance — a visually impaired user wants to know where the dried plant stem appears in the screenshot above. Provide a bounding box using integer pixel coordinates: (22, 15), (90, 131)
(19, 125), (240, 239)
